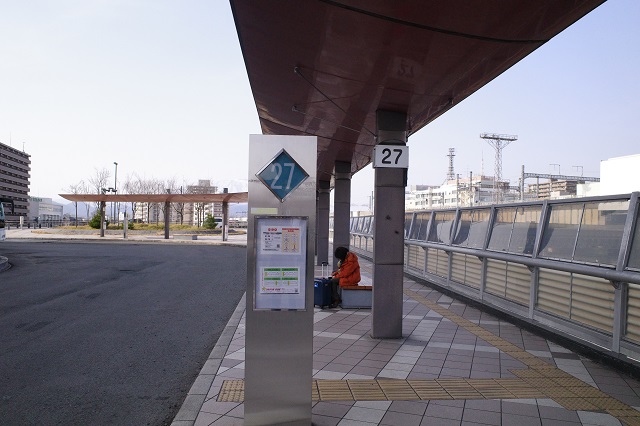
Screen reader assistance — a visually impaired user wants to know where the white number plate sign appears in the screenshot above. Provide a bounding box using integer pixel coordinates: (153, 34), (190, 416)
(373, 145), (409, 168)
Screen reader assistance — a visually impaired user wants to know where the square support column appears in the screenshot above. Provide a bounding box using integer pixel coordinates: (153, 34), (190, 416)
(222, 201), (229, 241)
(333, 161), (351, 270)
(372, 110), (407, 339)
(317, 180), (331, 265)
(164, 201), (170, 239)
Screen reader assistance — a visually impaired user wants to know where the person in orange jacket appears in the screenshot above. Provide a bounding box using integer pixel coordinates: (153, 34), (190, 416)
(329, 246), (361, 308)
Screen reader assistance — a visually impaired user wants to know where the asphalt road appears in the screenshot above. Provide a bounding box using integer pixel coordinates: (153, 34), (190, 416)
(0, 241), (247, 425)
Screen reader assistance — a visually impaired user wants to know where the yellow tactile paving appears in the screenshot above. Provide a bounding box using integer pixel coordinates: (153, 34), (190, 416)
(609, 410), (640, 426)
(218, 288), (640, 426)
(217, 379), (244, 403)
(347, 380), (386, 401)
(620, 418), (640, 426)
(402, 288), (640, 423)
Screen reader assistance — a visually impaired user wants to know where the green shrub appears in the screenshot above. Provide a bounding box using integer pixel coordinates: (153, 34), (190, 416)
(203, 214), (218, 229)
(88, 212), (109, 229)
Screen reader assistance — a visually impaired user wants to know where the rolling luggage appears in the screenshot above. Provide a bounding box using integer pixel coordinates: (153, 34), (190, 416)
(314, 262), (332, 308)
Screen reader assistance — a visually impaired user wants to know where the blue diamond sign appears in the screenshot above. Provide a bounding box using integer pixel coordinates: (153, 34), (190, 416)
(256, 149), (309, 202)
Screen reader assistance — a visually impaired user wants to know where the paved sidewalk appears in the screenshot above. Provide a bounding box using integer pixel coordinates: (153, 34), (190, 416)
(5, 228), (247, 246)
(172, 257), (640, 426)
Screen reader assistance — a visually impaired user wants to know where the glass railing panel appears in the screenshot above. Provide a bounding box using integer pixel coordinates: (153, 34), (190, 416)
(427, 211), (456, 244)
(488, 207), (516, 252)
(363, 216), (372, 234)
(508, 206), (541, 255)
(452, 209), (490, 248)
(539, 203), (583, 260)
(404, 212), (414, 238)
(409, 211), (431, 241)
(573, 200), (628, 266)
(629, 207), (640, 270)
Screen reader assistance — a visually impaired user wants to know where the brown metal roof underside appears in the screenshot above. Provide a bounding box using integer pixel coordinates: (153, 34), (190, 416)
(230, 0), (606, 183)
(59, 193), (248, 204)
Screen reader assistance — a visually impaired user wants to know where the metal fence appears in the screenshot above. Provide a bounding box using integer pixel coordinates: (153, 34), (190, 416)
(348, 192), (640, 361)
(6, 219), (89, 229)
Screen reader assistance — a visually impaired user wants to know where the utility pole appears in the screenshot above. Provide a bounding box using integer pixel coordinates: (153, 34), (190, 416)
(446, 148), (456, 181)
(480, 133), (517, 203)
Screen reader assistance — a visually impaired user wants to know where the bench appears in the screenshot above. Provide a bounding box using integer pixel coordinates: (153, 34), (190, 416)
(174, 234), (198, 240)
(341, 284), (372, 309)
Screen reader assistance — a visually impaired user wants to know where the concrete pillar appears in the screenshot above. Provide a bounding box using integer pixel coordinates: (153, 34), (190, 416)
(164, 201), (170, 239)
(372, 110), (407, 339)
(317, 180), (331, 265)
(100, 201), (106, 237)
(222, 201), (229, 241)
(333, 162), (351, 270)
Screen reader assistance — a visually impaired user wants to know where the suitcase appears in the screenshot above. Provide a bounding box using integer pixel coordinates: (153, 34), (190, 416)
(314, 262), (332, 308)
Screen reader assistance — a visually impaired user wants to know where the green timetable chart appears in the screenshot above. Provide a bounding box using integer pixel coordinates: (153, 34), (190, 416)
(260, 267), (300, 294)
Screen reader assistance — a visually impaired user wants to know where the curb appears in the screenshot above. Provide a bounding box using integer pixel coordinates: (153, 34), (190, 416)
(171, 293), (246, 426)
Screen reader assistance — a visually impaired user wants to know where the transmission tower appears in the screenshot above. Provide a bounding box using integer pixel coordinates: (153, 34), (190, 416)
(480, 133), (517, 203)
(446, 148), (456, 181)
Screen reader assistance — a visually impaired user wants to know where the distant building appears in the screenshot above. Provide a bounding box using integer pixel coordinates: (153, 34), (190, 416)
(184, 180), (222, 226)
(0, 141), (31, 221)
(577, 154), (640, 197)
(28, 196), (63, 223)
(130, 179), (223, 225)
(405, 176), (519, 211)
(527, 180), (578, 199)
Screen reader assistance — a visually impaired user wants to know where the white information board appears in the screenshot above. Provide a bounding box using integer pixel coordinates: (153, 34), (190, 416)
(373, 144), (409, 168)
(254, 216), (307, 310)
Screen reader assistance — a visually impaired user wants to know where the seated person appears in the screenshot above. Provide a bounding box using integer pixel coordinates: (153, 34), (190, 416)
(329, 246), (361, 308)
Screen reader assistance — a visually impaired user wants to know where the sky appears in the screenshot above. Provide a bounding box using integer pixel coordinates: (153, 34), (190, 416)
(1, 1), (638, 210)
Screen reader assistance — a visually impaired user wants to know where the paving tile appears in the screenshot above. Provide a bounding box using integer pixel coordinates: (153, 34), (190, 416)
(337, 420), (378, 426)
(420, 418), (460, 426)
(388, 400), (428, 416)
(313, 401), (353, 418)
(464, 399), (501, 412)
(537, 405), (581, 422)
(425, 402), (464, 420)
(343, 406), (387, 423)
(311, 414), (342, 426)
(462, 408), (501, 425)
(502, 400), (540, 417)
(577, 411), (623, 425)
(380, 410), (422, 425)
(540, 419), (581, 425)
(502, 413), (542, 426)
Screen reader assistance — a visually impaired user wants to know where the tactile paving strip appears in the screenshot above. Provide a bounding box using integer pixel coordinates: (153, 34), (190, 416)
(216, 288), (640, 426)
(218, 377), (546, 402)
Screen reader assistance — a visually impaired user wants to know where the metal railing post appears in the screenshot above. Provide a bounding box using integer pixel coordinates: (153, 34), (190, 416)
(612, 192), (639, 352)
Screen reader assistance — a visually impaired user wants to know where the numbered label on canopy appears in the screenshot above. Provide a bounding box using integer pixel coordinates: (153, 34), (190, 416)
(373, 145), (409, 168)
(256, 149), (309, 202)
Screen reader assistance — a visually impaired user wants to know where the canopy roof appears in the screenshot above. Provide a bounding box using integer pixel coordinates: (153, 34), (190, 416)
(230, 0), (606, 183)
(59, 192), (248, 204)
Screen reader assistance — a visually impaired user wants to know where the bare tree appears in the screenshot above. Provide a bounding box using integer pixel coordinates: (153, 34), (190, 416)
(134, 175), (153, 223)
(65, 181), (84, 228)
(188, 183), (206, 228)
(123, 173), (142, 222)
(171, 179), (187, 225)
(80, 181), (92, 219)
(150, 178), (165, 225)
(88, 167), (111, 214)
(158, 177), (177, 225)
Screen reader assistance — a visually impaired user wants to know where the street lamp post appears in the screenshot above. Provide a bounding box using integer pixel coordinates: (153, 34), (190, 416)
(113, 162), (118, 224)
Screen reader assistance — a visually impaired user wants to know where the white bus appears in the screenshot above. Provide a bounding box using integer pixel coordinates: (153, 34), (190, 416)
(0, 198), (14, 241)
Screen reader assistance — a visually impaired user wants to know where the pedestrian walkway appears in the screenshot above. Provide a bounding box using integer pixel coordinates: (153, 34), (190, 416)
(5, 228), (247, 246)
(172, 257), (640, 426)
